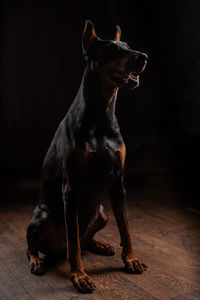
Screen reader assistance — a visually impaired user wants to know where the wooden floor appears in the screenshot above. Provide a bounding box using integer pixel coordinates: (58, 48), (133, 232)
(0, 176), (200, 299)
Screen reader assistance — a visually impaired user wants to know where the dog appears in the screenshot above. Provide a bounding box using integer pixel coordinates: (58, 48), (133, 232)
(26, 20), (148, 294)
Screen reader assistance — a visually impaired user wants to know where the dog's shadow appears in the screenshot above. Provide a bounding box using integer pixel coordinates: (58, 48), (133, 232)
(54, 265), (124, 280)
(86, 266), (124, 276)
(45, 256), (124, 279)
(42, 250), (125, 280)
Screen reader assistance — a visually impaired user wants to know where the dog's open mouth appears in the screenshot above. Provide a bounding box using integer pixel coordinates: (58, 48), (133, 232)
(109, 70), (140, 88)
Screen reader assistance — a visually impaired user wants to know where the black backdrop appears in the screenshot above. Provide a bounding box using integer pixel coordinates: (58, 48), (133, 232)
(1, 1), (200, 191)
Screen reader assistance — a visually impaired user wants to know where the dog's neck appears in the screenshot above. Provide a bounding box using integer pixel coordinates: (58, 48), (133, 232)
(80, 66), (118, 117)
(68, 66), (121, 141)
(68, 66), (120, 137)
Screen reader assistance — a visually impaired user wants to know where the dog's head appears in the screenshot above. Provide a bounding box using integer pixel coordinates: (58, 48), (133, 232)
(82, 20), (147, 89)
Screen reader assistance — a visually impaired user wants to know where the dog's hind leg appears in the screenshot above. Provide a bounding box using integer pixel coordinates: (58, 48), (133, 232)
(82, 205), (115, 256)
(26, 205), (50, 275)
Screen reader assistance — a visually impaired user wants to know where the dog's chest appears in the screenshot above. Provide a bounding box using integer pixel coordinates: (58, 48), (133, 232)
(75, 137), (125, 186)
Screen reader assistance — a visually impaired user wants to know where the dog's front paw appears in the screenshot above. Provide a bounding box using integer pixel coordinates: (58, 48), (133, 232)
(122, 254), (148, 274)
(70, 271), (96, 294)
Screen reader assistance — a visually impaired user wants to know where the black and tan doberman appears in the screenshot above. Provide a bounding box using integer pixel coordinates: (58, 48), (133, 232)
(26, 20), (148, 293)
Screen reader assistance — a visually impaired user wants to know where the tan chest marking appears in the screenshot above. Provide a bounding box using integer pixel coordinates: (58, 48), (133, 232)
(75, 142), (126, 171)
(75, 143), (96, 171)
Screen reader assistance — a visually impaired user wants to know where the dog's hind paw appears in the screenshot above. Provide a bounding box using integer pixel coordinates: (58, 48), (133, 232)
(29, 255), (46, 275)
(123, 255), (148, 274)
(70, 271), (96, 294)
(86, 238), (115, 256)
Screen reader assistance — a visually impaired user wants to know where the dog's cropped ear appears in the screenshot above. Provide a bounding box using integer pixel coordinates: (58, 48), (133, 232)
(82, 20), (98, 57)
(114, 25), (121, 41)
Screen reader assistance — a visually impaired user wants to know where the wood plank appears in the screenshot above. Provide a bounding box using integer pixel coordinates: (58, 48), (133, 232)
(94, 215), (199, 299)
(83, 251), (158, 300)
(170, 289), (200, 300)
(0, 219), (76, 300)
(0, 258), (32, 300)
(0, 183), (200, 299)
(0, 217), (107, 300)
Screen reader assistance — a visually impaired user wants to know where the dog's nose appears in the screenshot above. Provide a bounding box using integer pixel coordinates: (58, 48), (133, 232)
(143, 53), (148, 62)
(134, 52), (148, 63)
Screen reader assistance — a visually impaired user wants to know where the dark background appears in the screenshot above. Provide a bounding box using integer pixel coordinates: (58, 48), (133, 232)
(1, 1), (200, 204)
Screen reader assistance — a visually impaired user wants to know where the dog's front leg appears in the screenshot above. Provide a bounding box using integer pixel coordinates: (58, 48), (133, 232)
(109, 177), (147, 274)
(63, 190), (96, 293)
